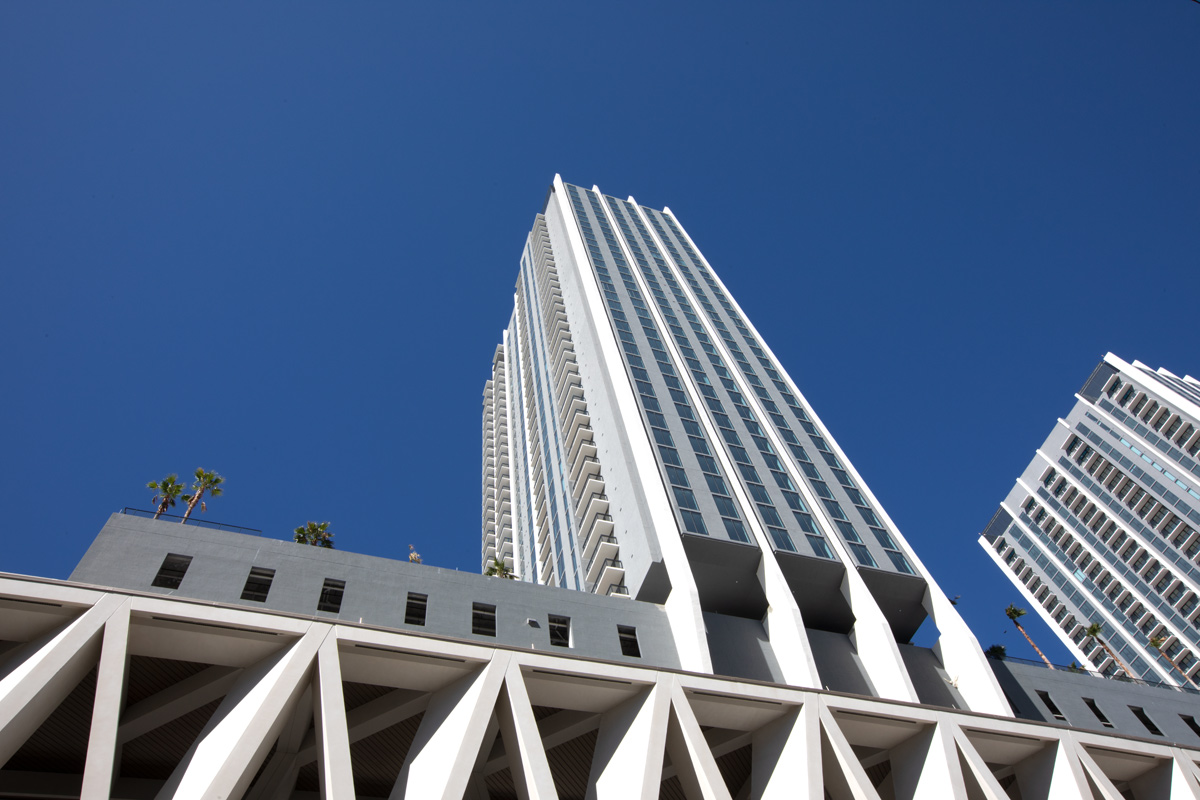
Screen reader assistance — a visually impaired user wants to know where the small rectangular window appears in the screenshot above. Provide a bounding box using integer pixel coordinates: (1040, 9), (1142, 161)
(473, 602), (497, 637)
(317, 579), (345, 613)
(405, 592), (428, 626)
(1180, 715), (1200, 739)
(1083, 698), (1113, 728)
(152, 553), (193, 589)
(240, 567), (276, 602)
(548, 615), (571, 647)
(618, 625), (641, 658)
(1037, 691), (1067, 722)
(1130, 706), (1163, 736)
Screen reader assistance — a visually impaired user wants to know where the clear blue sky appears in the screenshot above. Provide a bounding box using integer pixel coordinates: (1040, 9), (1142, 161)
(2, 2), (1197, 665)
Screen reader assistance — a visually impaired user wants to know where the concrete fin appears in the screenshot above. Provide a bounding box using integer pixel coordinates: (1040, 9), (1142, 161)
(495, 661), (558, 800)
(154, 624), (326, 800)
(663, 677), (732, 800)
(888, 721), (968, 800)
(585, 678), (671, 800)
(818, 705), (882, 800)
(749, 703), (821, 800)
(392, 652), (511, 800)
(0, 593), (124, 768)
(81, 598), (132, 800)
(949, 726), (1012, 800)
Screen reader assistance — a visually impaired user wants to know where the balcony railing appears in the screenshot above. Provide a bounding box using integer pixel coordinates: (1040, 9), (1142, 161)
(120, 508), (262, 537)
(987, 653), (1200, 695)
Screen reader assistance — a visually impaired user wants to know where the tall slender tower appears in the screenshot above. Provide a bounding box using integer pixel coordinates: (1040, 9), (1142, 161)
(483, 176), (1006, 712)
(982, 353), (1200, 687)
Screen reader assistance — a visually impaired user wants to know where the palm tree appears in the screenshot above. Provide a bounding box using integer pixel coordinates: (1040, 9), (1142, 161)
(1149, 636), (1199, 690)
(485, 557), (515, 579)
(985, 644), (1007, 660)
(180, 468), (224, 523)
(408, 545), (422, 564)
(147, 474), (184, 519)
(294, 521), (334, 549)
(1005, 605), (1056, 669)
(1085, 621), (1133, 678)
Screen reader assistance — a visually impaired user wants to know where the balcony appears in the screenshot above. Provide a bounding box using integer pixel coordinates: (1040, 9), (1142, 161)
(585, 535), (620, 583)
(582, 513), (614, 557)
(576, 492), (609, 537)
(572, 473), (605, 504)
(567, 424), (595, 463)
(593, 559), (625, 596)
(606, 583), (629, 597)
(570, 454), (602, 487)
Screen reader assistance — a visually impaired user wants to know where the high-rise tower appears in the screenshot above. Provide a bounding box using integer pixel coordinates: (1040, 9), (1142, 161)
(483, 176), (1006, 712)
(982, 353), (1200, 688)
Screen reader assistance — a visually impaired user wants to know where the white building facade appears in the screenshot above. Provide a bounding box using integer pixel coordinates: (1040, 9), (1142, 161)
(482, 176), (1008, 716)
(982, 353), (1200, 688)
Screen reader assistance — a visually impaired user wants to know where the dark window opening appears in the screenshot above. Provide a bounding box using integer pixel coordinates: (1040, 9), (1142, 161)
(1037, 691), (1066, 722)
(240, 567), (276, 602)
(1130, 706), (1163, 736)
(405, 592), (428, 626)
(151, 553), (193, 589)
(1083, 698), (1112, 728)
(473, 602), (497, 636)
(548, 615), (571, 647)
(1181, 715), (1200, 739)
(618, 625), (641, 658)
(317, 579), (345, 613)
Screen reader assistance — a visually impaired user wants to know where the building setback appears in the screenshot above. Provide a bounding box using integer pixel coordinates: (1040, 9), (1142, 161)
(982, 353), (1200, 688)
(3, 511), (1200, 797)
(482, 176), (1006, 714)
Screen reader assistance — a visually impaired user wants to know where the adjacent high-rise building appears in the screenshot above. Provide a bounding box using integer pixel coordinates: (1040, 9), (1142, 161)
(482, 176), (1006, 713)
(982, 353), (1200, 688)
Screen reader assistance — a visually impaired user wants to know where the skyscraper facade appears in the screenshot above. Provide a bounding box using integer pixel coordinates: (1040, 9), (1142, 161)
(981, 353), (1200, 688)
(483, 176), (1006, 713)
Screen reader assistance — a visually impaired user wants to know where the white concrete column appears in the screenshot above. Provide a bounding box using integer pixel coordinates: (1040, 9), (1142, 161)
(817, 703), (883, 800)
(750, 703), (821, 800)
(1070, 742), (1126, 800)
(586, 678), (671, 800)
(0, 593), (125, 767)
(313, 632), (355, 799)
(888, 720), (967, 800)
(494, 660), (557, 800)
(664, 676), (732, 800)
(1167, 748), (1200, 799)
(1011, 740), (1091, 800)
(81, 598), (132, 799)
(392, 652), (510, 800)
(947, 726), (1013, 800)
(155, 624), (326, 800)
(843, 570), (920, 704)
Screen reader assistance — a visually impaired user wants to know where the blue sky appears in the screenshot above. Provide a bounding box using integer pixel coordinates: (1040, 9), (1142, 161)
(2, 2), (1197, 665)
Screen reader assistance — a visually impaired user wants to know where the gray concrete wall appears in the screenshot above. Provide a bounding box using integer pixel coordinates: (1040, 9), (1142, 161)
(71, 513), (681, 668)
(993, 657), (1200, 747)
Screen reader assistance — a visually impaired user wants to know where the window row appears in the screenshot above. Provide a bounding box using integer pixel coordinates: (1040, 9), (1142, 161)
(1106, 376), (1200, 458)
(150, 552), (644, 656)
(643, 207), (912, 572)
(1017, 494), (1200, 680)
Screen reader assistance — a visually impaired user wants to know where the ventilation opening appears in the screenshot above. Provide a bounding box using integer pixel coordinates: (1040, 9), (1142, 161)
(317, 579), (345, 613)
(151, 554), (193, 589)
(1181, 715), (1200, 739)
(618, 625), (640, 658)
(1130, 706), (1163, 736)
(1083, 698), (1113, 728)
(548, 615), (571, 647)
(240, 567), (275, 602)
(405, 593), (427, 626)
(472, 603), (496, 637)
(1036, 691), (1066, 722)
